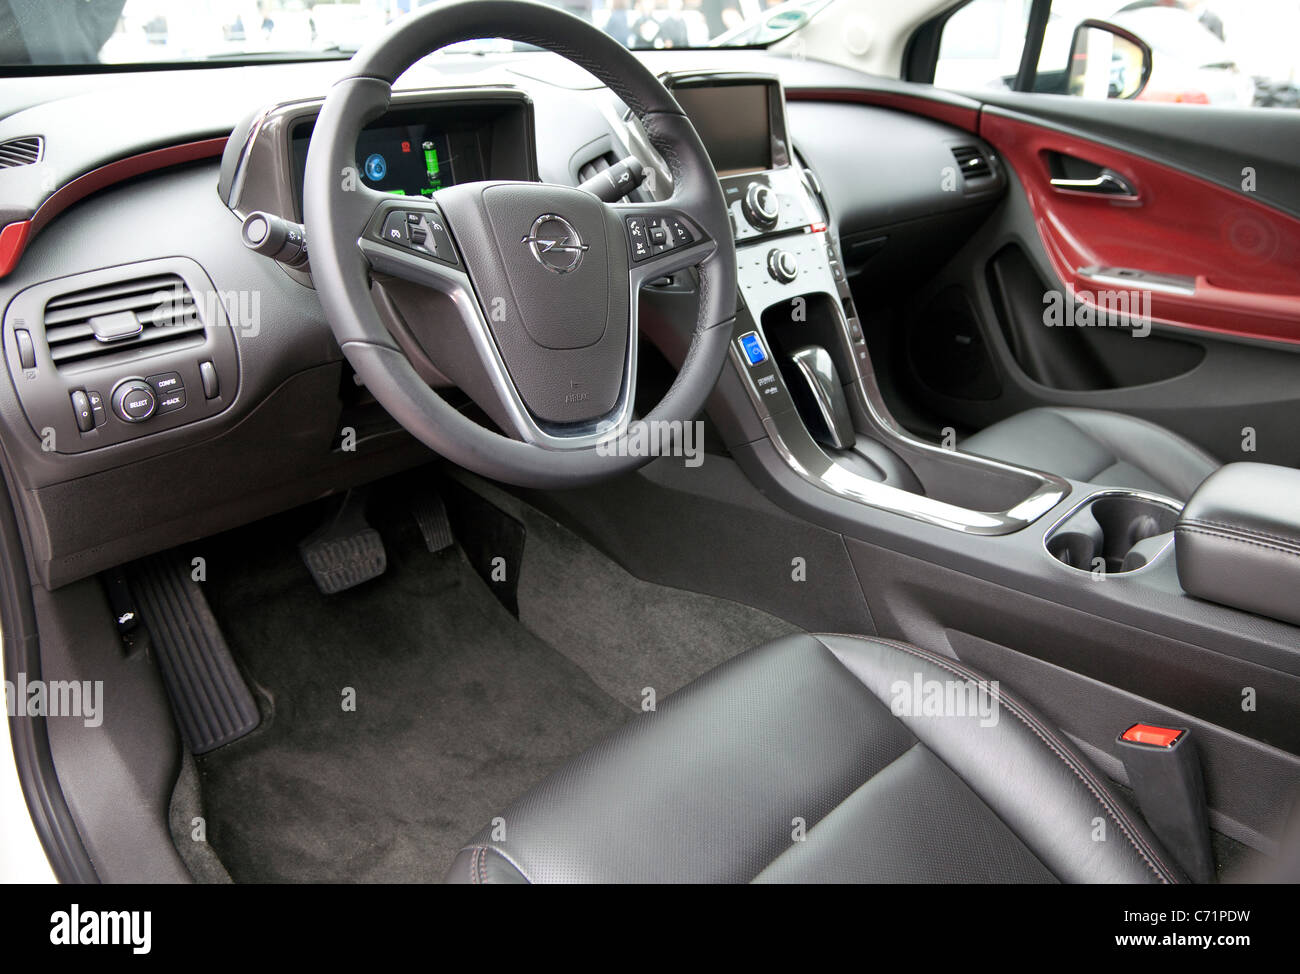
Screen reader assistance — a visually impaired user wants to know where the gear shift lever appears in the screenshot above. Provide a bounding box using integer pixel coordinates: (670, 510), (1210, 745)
(787, 345), (856, 450)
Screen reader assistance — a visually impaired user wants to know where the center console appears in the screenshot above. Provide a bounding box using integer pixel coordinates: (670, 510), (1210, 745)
(661, 73), (1069, 534)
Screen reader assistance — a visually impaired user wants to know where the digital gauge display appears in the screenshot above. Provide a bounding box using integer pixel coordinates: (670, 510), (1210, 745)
(353, 127), (454, 198)
(290, 120), (457, 208)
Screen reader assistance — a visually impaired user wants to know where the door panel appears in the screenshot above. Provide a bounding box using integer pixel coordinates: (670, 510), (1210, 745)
(980, 108), (1300, 345)
(868, 88), (1300, 469)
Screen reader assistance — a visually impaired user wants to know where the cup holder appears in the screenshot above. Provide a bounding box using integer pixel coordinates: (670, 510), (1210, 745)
(1044, 490), (1182, 575)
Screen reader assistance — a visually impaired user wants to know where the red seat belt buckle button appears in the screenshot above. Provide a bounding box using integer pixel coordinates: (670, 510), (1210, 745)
(1121, 723), (1184, 748)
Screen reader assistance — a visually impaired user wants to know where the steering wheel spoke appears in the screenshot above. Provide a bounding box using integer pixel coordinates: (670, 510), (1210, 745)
(358, 195), (463, 279)
(611, 202), (717, 286)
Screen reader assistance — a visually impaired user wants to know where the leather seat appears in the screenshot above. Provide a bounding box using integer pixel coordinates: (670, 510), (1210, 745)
(446, 633), (1183, 884)
(960, 406), (1219, 501)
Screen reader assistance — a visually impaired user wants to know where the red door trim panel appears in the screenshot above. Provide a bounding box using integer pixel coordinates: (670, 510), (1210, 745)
(979, 110), (1300, 345)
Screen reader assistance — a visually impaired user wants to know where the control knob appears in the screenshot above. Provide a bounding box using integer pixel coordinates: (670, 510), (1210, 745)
(743, 182), (780, 230)
(112, 379), (156, 423)
(767, 248), (798, 284)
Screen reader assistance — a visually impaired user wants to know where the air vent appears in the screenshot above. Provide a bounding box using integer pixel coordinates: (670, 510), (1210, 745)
(577, 151), (618, 185)
(41, 273), (205, 369)
(951, 145), (992, 181)
(0, 136), (43, 169)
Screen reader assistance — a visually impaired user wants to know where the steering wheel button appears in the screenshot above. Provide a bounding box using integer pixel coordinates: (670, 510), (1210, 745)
(381, 211), (408, 244)
(667, 219), (694, 246)
(425, 220), (458, 265)
(626, 217), (652, 261)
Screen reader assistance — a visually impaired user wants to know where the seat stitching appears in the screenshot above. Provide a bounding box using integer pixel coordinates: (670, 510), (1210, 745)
(840, 634), (1176, 883)
(1178, 526), (1300, 560)
(1179, 520), (1300, 555)
(1183, 517), (1300, 546)
(812, 632), (1176, 882)
(859, 635), (1178, 883)
(850, 635), (1177, 883)
(456, 842), (533, 884)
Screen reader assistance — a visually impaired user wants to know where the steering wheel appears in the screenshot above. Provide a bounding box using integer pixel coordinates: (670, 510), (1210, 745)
(303, 0), (736, 488)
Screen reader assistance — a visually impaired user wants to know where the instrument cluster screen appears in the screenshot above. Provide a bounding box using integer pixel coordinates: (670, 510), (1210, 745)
(290, 121), (457, 205)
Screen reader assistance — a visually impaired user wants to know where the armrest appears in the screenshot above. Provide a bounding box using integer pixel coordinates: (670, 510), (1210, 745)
(1175, 462), (1300, 626)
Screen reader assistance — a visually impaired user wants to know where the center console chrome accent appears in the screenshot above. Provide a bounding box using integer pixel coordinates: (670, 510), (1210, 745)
(727, 187), (1070, 535)
(747, 390), (1068, 535)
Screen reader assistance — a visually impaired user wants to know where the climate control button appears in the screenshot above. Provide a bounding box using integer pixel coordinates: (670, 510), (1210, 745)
(112, 380), (156, 423)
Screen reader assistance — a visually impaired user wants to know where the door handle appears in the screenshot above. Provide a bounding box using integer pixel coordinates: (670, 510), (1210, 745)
(1049, 169), (1136, 197)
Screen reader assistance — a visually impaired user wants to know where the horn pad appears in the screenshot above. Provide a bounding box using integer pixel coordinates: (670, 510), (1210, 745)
(438, 182), (630, 427)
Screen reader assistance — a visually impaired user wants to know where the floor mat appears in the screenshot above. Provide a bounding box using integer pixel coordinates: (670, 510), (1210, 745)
(440, 472), (802, 704)
(513, 500), (802, 705)
(195, 504), (630, 883)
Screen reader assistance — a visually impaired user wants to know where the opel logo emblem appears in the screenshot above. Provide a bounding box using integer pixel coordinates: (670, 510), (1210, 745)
(522, 214), (589, 274)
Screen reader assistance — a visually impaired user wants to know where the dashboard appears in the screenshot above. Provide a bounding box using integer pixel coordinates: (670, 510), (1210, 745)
(0, 50), (1005, 588)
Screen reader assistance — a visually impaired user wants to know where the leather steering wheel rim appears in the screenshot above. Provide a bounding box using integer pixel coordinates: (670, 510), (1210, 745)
(303, 0), (736, 488)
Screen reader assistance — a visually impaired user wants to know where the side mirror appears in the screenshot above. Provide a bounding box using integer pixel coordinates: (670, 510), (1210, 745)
(1065, 19), (1152, 101)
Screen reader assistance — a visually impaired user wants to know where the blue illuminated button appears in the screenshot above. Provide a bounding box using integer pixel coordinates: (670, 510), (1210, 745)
(364, 153), (388, 181)
(739, 331), (767, 366)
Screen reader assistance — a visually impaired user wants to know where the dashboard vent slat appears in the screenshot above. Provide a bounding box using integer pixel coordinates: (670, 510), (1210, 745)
(0, 136), (43, 168)
(577, 151), (616, 185)
(951, 145), (992, 181)
(41, 273), (205, 369)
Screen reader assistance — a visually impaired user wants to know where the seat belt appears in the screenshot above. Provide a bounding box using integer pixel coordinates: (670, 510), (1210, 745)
(1117, 723), (1215, 883)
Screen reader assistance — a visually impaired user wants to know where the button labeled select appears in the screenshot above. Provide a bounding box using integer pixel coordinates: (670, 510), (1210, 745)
(112, 380), (156, 423)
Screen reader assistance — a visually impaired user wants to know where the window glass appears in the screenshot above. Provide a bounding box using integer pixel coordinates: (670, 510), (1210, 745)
(935, 0), (1300, 109)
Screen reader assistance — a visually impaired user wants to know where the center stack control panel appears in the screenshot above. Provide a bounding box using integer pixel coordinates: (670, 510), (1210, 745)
(660, 72), (871, 419)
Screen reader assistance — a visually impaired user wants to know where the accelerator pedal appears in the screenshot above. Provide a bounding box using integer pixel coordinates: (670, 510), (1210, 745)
(299, 489), (387, 594)
(413, 489), (454, 553)
(128, 555), (260, 754)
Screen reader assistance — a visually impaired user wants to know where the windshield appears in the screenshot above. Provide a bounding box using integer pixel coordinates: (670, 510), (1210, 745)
(0, 0), (832, 66)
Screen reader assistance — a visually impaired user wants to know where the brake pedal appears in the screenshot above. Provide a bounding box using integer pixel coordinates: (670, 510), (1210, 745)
(128, 554), (260, 754)
(413, 490), (454, 553)
(299, 490), (387, 594)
